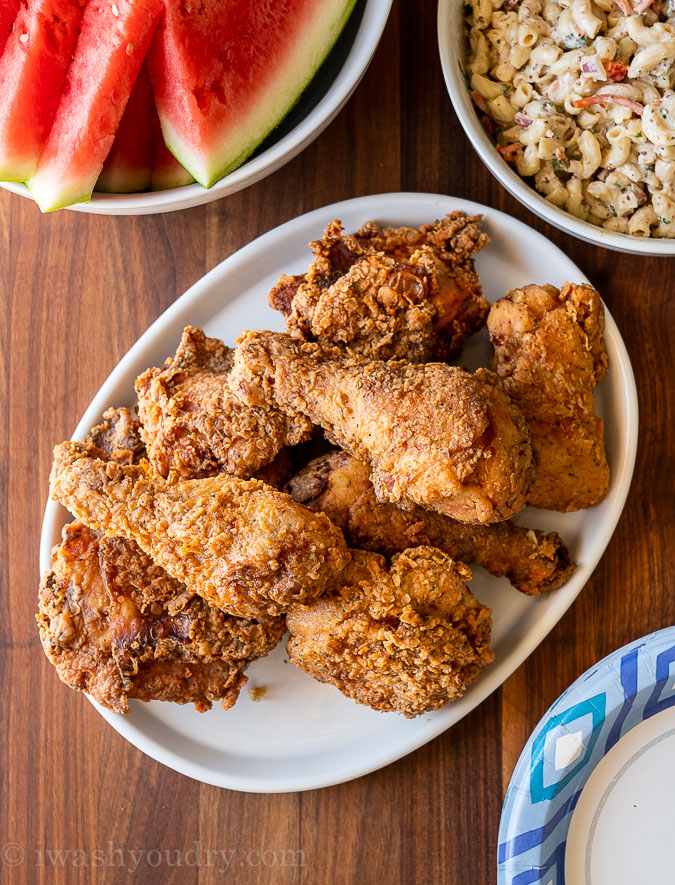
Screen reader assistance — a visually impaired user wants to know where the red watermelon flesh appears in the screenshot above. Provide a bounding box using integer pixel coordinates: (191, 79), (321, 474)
(28, 0), (163, 211)
(0, 0), (86, 181)
(147, 0), (357, 189)
(0, 0), (20, 54)
(96, 63), (154, 193)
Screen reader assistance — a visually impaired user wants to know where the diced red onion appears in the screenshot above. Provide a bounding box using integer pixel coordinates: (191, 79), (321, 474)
(580, 58), (602, 75)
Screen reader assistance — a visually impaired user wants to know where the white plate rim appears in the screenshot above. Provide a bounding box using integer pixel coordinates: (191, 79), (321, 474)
(497, 625), (675, 884)
(0, 0), (392, 216)
(437, 0), (675, 257)
(39, 191), (638, 792)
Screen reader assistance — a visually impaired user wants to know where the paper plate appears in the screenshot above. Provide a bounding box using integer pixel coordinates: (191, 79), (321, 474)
(498, 626), (675, 883)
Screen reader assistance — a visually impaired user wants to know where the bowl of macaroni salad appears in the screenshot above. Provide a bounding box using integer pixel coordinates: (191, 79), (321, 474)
(439, 0), (675, 254)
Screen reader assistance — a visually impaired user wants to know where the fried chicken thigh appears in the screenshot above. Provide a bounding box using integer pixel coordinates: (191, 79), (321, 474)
(228, 331), (534, 523)
(135, 326), (312, 479)
(487, 283), (610, 511)
(288, 452), (576, 595)
(269, 214), (490, 362)
(286, 547), (494, 718)
(50, 440), (349, 618)
(38, 522), (285, 713)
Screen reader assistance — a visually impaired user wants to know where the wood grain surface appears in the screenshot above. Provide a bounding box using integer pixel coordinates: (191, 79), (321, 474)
(1, 2), (673, 883)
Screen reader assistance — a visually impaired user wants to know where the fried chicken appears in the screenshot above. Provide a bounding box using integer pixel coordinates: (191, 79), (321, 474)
(87, 406), (146, 464)
(135, 326), (313, 479)
(286, 547), (494, 718)
(268, 214), (490, 362)
(49, 440), (350, 618)
(487, 282), (610, 511)
(288, 451), (576, 595)
(38, 521), (285, 713)
(228, 331), (534, 523)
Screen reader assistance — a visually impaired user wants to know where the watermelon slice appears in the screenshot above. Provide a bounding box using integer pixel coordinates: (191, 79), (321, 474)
(150, 117), (194, 192)
(0, 0), (20, 54)
(96, 64), (154, 193)
(27, 0), (163, 211)
(148, 0), (357, 189)
(0, 0), (86, 181)
(96, 64), (194, 194)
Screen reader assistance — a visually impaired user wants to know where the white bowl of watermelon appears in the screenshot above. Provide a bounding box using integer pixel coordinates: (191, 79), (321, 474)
(0, 0), (391, 215)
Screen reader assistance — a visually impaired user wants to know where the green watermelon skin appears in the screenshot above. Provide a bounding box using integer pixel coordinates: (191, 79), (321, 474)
(0, 0), (20, 54)
(27, 0), (163, 211)
(96, 64), (154, 194)
(0, 0), (86, 181)
(148, 0), (357, 189)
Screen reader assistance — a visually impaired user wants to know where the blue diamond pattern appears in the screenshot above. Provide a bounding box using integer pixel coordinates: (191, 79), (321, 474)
(529, 694), (605, 804)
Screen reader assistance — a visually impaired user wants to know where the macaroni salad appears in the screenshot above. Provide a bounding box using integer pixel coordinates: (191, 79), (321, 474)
(465, 0), (675, 237)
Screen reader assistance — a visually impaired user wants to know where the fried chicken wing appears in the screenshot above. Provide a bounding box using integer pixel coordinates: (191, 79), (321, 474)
(288, 451), (576, 595)
(37, 522), (284, 713)
(49, 440), (350, 618)
(487, 282), (610, 511)
(228, 331), (534, 523)
(286, 547), (494, 718)
(135, 326), (312, 479)
(268, 214), (490, 362)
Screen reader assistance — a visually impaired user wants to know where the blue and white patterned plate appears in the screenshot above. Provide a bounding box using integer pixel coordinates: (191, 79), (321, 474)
(498, 626), (675, 884)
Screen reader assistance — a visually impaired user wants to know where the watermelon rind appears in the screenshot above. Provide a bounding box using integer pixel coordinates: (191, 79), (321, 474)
(96, 165), (152, 193)
(154, 0), (358, 189)
(150, 159), (194, 191)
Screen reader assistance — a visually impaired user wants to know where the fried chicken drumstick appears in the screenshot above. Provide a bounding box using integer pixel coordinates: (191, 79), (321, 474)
(38, 522), (285, 713)
(50, 440), (349, 619)
(286, 547), (494, 718)
(288, 451), (576, 595)
(487, 282), (610, 511)
(269, 214), (490, 362)
(135, 326), (312, 479)
(228, 331), (534, 524)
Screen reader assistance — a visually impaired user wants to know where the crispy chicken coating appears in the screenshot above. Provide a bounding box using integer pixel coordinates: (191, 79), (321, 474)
(487, 283), (610, 511)
(37, 522), (284, 713)
(228, 331), (534, 523)
(286, 547), (494, 718)
(49, 440), (350, 618)
(87, 406), (146, 464)
(135, 326), (312, 479)
(268, 214), (489, 362)
(288, 452), (576, 595)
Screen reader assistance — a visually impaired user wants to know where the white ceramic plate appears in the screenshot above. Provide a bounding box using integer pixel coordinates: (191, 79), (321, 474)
(39, 192), (638, 792)
(1, 0), (392, 215)
(498, 626), (675, 884)
(437, 0), (675, 257)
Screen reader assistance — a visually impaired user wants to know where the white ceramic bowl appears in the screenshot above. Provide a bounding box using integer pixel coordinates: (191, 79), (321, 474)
(438, 0), (675, 256)
(0, 0), (392, 216)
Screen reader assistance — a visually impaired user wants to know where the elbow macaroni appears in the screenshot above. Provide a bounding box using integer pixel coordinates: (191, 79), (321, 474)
(464, 0), (675, 238)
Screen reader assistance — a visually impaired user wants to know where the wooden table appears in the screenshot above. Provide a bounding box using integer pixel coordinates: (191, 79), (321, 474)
(1, 2), (673, 882)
